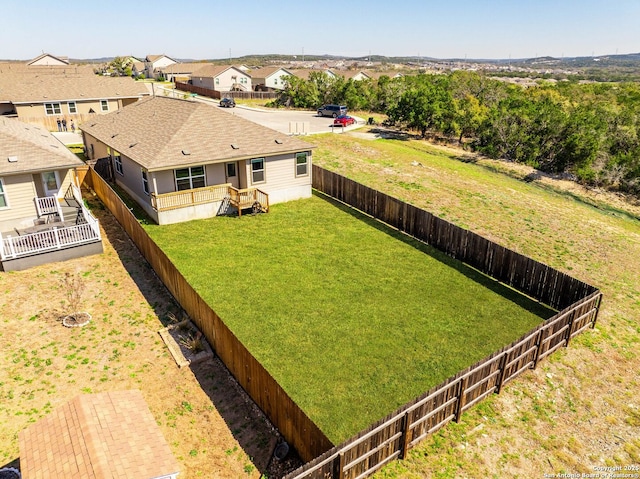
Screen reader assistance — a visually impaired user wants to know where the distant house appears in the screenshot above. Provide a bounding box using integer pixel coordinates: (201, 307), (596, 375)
(190, 65), (252, 92)
(250, 66), (293, 91)
(0, 118), (102, 271)
(341, 70), (374, 81)
(26, 53), (69, 66)
(0, 69), (149, 131)
(19, 390), (180, 479)
(160, 62), (210, 82)
(290, 68), (337, 81)
(81, 96), (315, 225)
(144, 54), (178, 79)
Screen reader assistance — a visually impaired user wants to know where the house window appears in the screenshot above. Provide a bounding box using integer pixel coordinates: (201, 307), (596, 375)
(251, 158), (265, 184)
(226, 162), (236, 178)
(113, 151), (123, 175)
(68, 101), (77, 114)
(100, 100), (109, 112)
(215, 78), (219, 85)
(274, 78), (278, 85)
(44, 103), (62, 115)
(175, 166), (205, 191)
(295, 152), (309, 177)
(0, 178), (8, 208)
(141, 169), (149, 195)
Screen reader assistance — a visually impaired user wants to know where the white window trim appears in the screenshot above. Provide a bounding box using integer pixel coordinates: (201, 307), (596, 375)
(174, 166), (206, 191)
(295, 152), (309, 177)
(0, 178), (9, 209)
(68, 101), (77, 114)
(251, 158), (266, 185)
(113, 153), (123, 176)
(100, 100), (109, 112)
(141, 169), (150, 195)
(44, 102), (62, 116)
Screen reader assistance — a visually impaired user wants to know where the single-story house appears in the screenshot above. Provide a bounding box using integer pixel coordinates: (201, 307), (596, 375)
(0, 118), (102, 271)
(290, 68), (337, 81)
(159, 62), (210, 83)
(250, 67), (293, 91)
(81, 96), (315, 225)
(26, 53), (70, 66)
(341, 70), (374, 82)
(19, 390), (181, 479)
(190, 65), (252, 92)
(144, 54), (178, 79)
(0, 68), (149, 131)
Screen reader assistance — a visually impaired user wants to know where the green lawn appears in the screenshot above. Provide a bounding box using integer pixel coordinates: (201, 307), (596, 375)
(143, 192), (554, 443)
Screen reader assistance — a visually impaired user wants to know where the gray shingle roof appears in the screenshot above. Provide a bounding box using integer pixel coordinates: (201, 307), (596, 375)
(0, 71), (149, 103)
(0, 118), (83, 175)
(80, 96), (315, 172)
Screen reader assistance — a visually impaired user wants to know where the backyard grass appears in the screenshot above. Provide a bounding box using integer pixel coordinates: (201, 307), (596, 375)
(307, 130), (640, 477)
(143, 192), (554, 443)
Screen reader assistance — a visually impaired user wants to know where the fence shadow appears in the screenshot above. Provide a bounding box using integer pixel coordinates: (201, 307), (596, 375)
(312, 190), (556, 320)
(83, 191), (284, 476)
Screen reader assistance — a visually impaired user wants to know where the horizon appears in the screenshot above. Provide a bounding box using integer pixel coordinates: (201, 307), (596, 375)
(1, 0), (638, 61)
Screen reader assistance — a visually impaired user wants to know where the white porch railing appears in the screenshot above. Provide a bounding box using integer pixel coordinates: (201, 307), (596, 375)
(0, 223), (101, 261)
(35, 196), (63, 221)
(0, 186), (102, 261)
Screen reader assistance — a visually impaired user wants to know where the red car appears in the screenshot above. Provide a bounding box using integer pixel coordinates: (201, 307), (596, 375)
(333, 115), (356, 127)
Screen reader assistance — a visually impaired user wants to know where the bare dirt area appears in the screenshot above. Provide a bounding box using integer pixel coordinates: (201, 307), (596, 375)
(0, 196), (301, 478)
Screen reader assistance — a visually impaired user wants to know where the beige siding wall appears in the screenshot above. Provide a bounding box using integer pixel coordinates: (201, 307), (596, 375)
(241, 152), (312, 203)
(191, 76), (214, 90)
(83, 133), (111, 160)
(0, 174), (37, 227)
(153, 170), (175, 195)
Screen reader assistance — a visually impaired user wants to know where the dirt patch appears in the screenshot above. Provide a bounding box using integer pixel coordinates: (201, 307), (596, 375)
(0, 193), (302, 478)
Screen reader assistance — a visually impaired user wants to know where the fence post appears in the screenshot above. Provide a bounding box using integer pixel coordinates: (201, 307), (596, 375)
(400, 411), (411, 460)
(454, 377), (468, 423)
(532, 328), (546, 369)
(336, 451), (345, 479)
(564, 309), (577, 347)
(495, 352), (508, 395)
(591, 293), (603, 329)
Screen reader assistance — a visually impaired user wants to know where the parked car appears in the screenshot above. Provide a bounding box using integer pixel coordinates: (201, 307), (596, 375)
(333, 115), (356, 127)
(317, 104), (347, 117)
(220, 97), (236, 108)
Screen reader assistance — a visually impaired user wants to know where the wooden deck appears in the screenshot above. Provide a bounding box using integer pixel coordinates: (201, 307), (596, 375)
(151, 184), (269, 217)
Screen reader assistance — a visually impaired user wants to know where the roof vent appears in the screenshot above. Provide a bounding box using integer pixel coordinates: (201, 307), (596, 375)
(231, 144), (239, 150)
(275, 139), (283, 144)
(7, 156), (18, 163)
(129, 142), (138, 148)
(111, 133), (118, 138)
(182, 149), (191, 155)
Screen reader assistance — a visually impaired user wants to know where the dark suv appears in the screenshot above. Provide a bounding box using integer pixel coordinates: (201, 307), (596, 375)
(220, 97), (236, 108)
(317, 104), (347, 117)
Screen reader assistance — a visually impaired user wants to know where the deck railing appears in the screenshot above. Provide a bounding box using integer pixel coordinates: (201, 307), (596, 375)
(0, 223), (101, 261)
(151, 184), (232, 212)
(34, 196), (63, 220)
(151, 184), (269, 215)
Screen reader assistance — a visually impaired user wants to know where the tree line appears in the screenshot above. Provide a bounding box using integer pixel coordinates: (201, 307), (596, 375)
(275, 71), (640, 195)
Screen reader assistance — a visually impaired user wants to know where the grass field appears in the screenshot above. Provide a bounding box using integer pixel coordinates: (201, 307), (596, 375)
(307, 130), (640, 478)
(143, 192), (554, 443)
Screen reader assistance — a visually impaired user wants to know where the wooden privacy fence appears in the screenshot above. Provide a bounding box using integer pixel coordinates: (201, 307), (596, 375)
(173, 81), (221, 99)
(83, 168), (332, 462)
(281, 167), (603, 479)
(173, 81), (278, 100)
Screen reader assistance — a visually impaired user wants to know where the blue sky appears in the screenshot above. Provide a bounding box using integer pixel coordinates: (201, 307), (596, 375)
(1, 0), (638, 61)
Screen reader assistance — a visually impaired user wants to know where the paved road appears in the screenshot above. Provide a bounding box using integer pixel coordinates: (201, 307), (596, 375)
(158, 86), (362, 135)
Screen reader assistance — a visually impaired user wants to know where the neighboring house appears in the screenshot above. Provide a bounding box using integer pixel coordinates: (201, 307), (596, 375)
(19, 390), (180, 479)
(81, 96), (315, 225)
(160, 62), (210, 82)
(131, 60), (146, 78)
(341, 70), (374, 82)
(26, 53), (69, 66)
(190, 64), (252, 92)
(250, 66), (293, 91)
(144, 54), (178, 79)
(0, 69), (149, 130)
(0, 118), (102, 271)
(290, 68), (337, 81)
